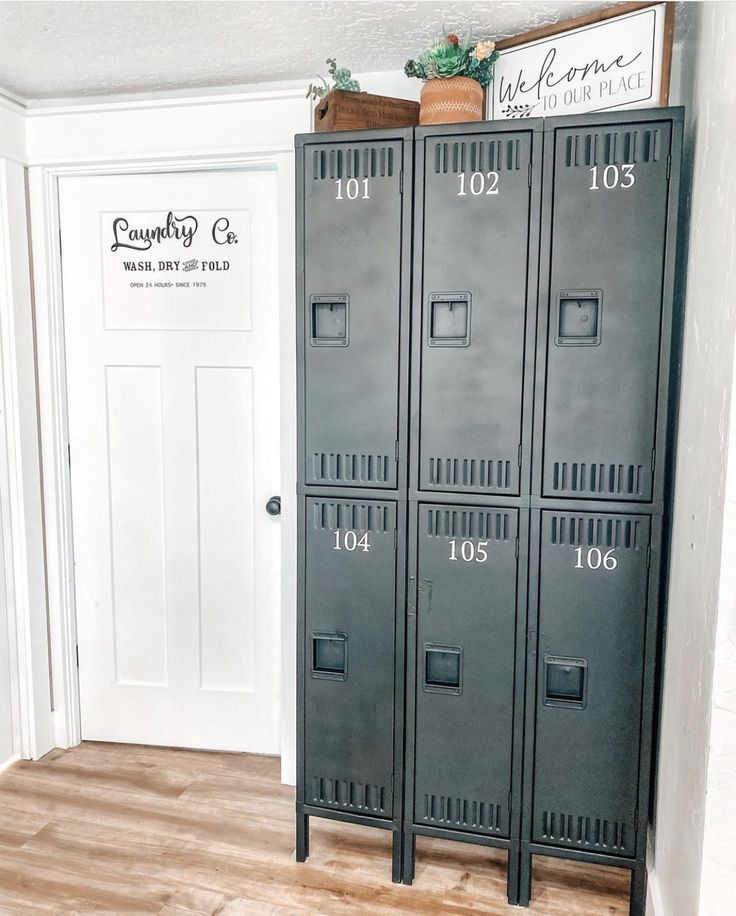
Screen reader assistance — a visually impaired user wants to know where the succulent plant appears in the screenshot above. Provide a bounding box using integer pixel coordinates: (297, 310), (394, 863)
(405, 30), (499, 87)
(307, 58), (362, 100)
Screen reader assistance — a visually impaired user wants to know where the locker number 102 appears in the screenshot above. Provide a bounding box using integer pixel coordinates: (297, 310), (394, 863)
(573, 546), (618, 570)
(457, 171), (500, 196)
(333, 530), (371, 552)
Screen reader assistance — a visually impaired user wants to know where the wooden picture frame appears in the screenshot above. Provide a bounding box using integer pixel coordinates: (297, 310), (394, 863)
(486, 1), (675, 119)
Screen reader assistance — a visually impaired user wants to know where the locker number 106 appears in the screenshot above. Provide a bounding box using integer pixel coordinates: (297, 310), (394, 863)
(333, 530), (371, 552)
(573, 547), (618, 570)
(449, 538), (489, 562)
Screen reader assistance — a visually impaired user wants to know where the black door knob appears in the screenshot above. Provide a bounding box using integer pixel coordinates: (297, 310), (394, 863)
(265, 496), (281, 516)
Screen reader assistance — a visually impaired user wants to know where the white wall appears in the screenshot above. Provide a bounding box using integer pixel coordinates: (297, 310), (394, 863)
(649, 3), (736, 915)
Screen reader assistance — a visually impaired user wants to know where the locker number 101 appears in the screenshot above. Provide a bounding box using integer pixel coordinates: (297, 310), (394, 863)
(574, 547), (618, 570)
(333, 530), (371, 552)
(335, 178), (370, 200)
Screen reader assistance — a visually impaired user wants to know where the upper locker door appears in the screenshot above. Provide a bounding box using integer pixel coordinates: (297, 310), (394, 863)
(541, 119), (673, 501)
(299, 135), (408, 489)
(416, 125), (540, 495)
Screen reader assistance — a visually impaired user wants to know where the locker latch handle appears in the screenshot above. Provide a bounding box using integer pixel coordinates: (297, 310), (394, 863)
(426, 292), (471, 347)
(423, 644), (463, 695)
(310, 294), (349, 347)
(544, 655), (587, 709)
(312, 633), (348, 680)
(555, 290), (602, 347)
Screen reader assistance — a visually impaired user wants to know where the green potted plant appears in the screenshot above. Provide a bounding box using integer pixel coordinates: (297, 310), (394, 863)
(405, 31), (499, 125)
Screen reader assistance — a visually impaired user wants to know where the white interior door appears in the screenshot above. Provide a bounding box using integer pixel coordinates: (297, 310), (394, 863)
(59, 169), (281, 752)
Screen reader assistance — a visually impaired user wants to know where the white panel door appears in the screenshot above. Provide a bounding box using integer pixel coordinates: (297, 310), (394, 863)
(59, 170), (281, 752)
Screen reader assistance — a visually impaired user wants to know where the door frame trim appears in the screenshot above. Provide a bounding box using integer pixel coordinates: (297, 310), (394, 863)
(28, 149), (298, 778)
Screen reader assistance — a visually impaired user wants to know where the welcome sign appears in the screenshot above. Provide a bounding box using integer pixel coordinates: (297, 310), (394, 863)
(488, 3), (671, 120)
(102, 208), (252, 330)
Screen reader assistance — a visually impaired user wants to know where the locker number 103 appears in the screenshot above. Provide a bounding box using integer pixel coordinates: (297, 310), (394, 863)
(574, 546), (618, 570)
(333, 530), (371, 552)
(589, 163), (636, 190)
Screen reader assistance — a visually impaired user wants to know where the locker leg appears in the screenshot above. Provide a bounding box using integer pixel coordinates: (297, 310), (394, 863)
(517, 845), (532, 907)
(507, 844), (521, 906)
(629, 862), (648, 916)
(402, 832), (416, 885)
(391, 828), (403, 884)
(296, 809), (309, 862)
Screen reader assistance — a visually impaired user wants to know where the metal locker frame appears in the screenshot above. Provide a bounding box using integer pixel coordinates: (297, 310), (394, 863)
(296, 488), (408, 881)
(295, 128), (414, 496)
(409, 120), (544, 500)
(402, 498), (530, 905)
(531, 107), (685, 507)
(519, 107), (685, 916)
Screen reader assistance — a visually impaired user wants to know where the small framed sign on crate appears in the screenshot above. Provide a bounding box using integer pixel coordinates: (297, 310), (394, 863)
(487, 1), (675, 120)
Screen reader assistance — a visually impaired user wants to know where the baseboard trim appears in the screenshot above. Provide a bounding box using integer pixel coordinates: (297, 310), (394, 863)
(647, 866), (666, 916)
(0, 754), (20, 775)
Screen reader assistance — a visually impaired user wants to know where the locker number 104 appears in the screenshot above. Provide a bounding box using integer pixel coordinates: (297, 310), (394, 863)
(574, 546), (618, 570)
(333, 530), (371, 552)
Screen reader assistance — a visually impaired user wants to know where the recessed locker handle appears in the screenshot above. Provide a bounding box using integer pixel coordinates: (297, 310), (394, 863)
(310, 294), (349, 347)
(544, 655), (587, 709)
(555, 289), (602, 347)
(311, 633), (348, 681)
(423, 644), (463, 695)
(426, 292), (471, 347)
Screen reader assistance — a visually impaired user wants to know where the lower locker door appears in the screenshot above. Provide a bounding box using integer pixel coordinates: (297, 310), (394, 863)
(532, 510), (651, 857)
(413, 504), (519, 837)
(304, 497), (397, 818)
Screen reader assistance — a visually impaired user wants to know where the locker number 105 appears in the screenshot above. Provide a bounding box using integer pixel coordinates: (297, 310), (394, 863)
(449, 538), (489, 562)
(333, 530), (371, 552)
(574, 546), (618, 570)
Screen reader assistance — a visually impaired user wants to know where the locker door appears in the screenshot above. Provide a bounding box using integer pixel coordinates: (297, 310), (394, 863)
(542, 121), (673, 500)
(301, 140), (405, 489)
(304, 497), (397, 817)
(418, 129), (536, 495)
(532, 511), (651, 858)
(413, 504), (519, 837)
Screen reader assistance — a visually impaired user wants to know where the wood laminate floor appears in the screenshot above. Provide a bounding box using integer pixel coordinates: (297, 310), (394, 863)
(0, 742), (629, 914)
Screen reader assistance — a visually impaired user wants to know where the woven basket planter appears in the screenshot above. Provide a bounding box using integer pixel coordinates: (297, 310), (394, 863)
(419, 76), (484, 125)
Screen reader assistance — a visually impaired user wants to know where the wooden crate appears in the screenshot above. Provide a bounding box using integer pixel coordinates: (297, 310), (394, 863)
(314, 90), (420, 132)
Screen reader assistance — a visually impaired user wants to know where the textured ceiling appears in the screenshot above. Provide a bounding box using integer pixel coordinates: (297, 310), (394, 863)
(0, 0), (637, 101)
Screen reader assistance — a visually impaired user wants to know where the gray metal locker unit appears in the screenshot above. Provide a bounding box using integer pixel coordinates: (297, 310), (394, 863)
(532, 108), (684, 505)
(296, 129), (412, 490)
(410, 120), (543, 497)
(521, 108), (684, 916)
(296, 493), (407, 880)
(402, 499), (529, 905)
(295, 128), (413, 879)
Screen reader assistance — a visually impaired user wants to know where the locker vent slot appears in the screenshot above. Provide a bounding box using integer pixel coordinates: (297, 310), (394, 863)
(549, 515), (641, 550)
(422, 794), (503, 834)
(433, 138), (522, 173)
(541, 811), (628, 851)
(311, 776), (387, 814)
(429, 457), (512, 490)
(563, 128), (662, 167)
(551, 461), (643, 497)
(313, 452), (390, 485)
(312, 146), (394, 179)
(311, 501), (390, 533)
(427, 508), (510, 541)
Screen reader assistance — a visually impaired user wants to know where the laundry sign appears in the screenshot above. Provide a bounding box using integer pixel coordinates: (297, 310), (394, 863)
(488, 2), (673, 120)
(102, 208), (252, 330)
